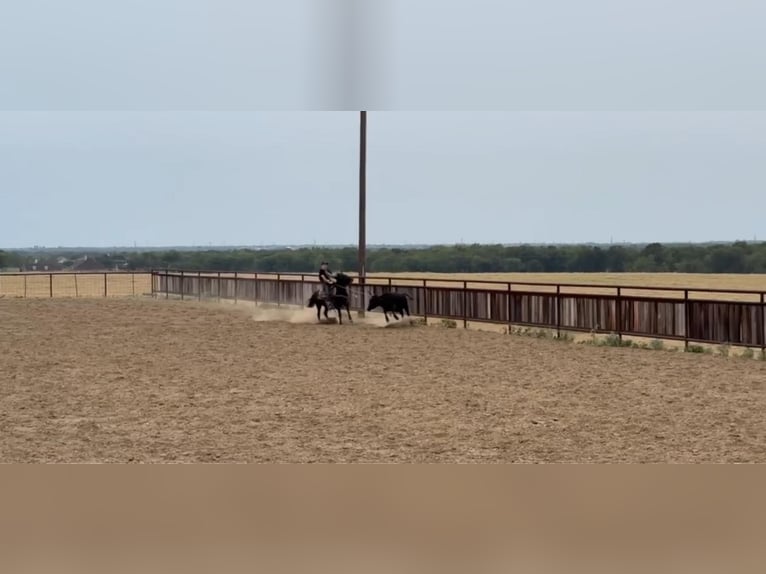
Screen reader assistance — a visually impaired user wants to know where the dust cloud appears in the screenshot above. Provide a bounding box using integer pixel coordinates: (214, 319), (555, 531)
(211, 298), (410, 328)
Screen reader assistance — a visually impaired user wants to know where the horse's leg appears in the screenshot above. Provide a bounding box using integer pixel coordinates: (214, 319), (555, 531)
(323, 304), (329, 320)
(346, 304), (353, 323)
(383, 311), (390, 323)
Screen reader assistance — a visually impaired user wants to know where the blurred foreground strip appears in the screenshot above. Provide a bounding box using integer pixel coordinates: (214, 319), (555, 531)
(0, 465), (764, 573)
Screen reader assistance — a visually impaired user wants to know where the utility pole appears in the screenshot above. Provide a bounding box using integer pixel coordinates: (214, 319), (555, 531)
(358, 111), (367, 317)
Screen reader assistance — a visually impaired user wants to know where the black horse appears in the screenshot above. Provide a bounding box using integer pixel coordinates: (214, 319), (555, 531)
(307, 272), (354, 324)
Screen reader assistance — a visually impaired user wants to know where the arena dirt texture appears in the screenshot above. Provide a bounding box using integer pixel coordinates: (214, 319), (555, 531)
(1, 298), (764, 463)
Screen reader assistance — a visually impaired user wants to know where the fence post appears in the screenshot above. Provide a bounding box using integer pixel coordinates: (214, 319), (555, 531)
(49, 274), (53, 298)
(24, 275), (27, 298)
(388, 277), (392, 290)
(75, 274), (79, 298)
(180, 271), (184, 300)
(616, 287), (622, 343)
(761, 292), (765, 353)
(556, 285), (561, 339)
(684, 289), (690, 350)
(165, 269), (169, 299)
(277, 274), (281, 307)
(104, 273), (108, 298)
(422, 279), (428, 323)
(255, 273), (259, 306)
(198, 271), (202, 301)
(463, 281), (468, 329)
(132, 273), (135, 297)
(507, 283), (512, 334)
(234, 272), (238, 304)
(217, 272), (221, 303)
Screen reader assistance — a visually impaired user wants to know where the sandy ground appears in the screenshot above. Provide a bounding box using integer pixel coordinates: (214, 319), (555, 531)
(1, 297), (765, 463)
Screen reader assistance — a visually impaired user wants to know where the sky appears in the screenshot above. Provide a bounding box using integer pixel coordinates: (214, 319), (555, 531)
(1, 1), (765, 248)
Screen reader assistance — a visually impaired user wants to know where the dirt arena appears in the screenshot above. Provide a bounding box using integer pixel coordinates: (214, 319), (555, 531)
(1, 297), (765, 463)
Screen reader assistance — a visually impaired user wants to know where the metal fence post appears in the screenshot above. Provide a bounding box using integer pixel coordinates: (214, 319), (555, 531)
(684, 289), (690, 350)
(104, 273), (108, 298)
(616, 287), (622, 342)
(74, 274), (79, 298)
(463, 281), (468, 329)
(49, 274), (53, 298)
(761, 292), (765, 353)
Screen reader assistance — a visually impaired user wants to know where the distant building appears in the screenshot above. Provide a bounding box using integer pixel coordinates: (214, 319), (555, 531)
(72, 255), (128, 271)
(25, 258), (66, 272)
(71, 255), (109, 272)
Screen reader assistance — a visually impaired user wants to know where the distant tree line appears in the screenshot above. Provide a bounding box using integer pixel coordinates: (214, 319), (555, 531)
(5, 242), (766, 274)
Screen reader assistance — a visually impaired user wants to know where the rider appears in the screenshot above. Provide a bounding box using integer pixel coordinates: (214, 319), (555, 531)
(318, 261), (335, 300)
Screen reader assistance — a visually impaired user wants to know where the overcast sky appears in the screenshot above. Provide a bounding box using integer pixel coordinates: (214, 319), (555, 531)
(1, 1), (764, 248)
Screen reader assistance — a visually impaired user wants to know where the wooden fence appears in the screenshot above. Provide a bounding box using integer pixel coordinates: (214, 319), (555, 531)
(152, 270), (766, 350)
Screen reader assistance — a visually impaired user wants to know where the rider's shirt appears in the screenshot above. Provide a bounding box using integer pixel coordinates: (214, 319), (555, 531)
(319, 268), (333, 284)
